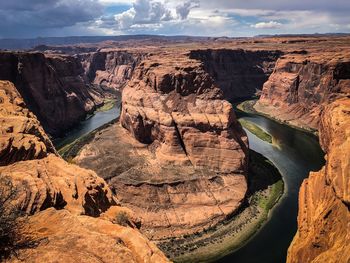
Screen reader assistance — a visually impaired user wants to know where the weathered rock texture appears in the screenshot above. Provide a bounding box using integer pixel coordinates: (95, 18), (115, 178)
(287, 98), (350, 263)
(9, 208), (170, 263)
(0, 80), (169, 263)
(0, 81), (55, 165)
(75, 51), (249, 240)
(82, 50), (144, 90)
(0, 51), (102, 136)
(190, 49), (281, 100)
(255, 53), (350, 131)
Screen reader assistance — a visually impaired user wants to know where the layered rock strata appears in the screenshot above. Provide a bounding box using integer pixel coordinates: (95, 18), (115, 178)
(82, 50), (144, 90)
(76, 51), (249, 240)
(0, 80), (169, 263)
(0, 51), (103, 136)
(190, 49), (281, 100)
(255, 53), (350, 131)
(287, 98), (350, 263)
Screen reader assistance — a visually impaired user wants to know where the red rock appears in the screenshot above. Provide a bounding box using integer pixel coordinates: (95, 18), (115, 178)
(287, 98), (350, 263)
(255, 54), (350, 131)
(0, 51), (103, 136)
(82, 50), (144, 90)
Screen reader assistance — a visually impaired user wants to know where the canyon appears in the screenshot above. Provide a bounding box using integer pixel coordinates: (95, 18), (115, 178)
(0, 35), (349, 262)
(0, 80), (169, 262)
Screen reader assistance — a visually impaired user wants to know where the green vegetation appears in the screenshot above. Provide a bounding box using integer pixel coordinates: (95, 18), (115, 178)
(236, 100), (257, 114)
(239, 119), (273, 143)
(96, 99), (116, 112)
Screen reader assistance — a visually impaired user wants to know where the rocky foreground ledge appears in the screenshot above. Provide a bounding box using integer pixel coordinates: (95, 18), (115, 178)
(0, 80), (169, 263)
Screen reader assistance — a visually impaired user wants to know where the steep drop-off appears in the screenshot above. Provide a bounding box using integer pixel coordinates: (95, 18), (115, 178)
(287, 98), (350, 263)
(189, 49), (281, 101)
(81, 50), (144, 90)
(0, 80), (169, 263)
(0, 51), (103, 136)
(255, 53), (350, 131)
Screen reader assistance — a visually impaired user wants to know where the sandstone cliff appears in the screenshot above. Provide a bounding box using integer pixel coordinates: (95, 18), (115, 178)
(0, 51), (103, 136)
(75, 51), (249, 240)
(190, 49), (281, 101)
(255, 53), (350, 131)
(0, 80), (169, 263)
(82, 50), (144, 90)
(287, 98), (350, 263)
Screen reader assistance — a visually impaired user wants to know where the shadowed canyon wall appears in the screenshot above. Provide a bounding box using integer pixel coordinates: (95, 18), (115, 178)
(0, 51), (102, 136)
(81, 50), (144, 90)
(189, 49), (281, 101)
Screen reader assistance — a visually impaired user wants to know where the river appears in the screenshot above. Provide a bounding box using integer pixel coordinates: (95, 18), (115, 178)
(53, 100), (325, 263)
(218, 107), (325, 263)
(53, 98), (121, 150)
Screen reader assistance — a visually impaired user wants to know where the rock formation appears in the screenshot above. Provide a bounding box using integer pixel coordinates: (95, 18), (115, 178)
(287, 98), (350, 263)
(0, 51), (103, 136)
(82, 50), (144, 90)
(75, 51), (249, 240)
(190, 49), (281, 100)
(255, 53), (350, 131)
(0, 81), (55, 165)
(0, 80), (169, 263)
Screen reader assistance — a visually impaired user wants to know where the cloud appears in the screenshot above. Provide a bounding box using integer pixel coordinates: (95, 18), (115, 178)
(98, 0), (200, 31)
(0, 0), (103, 37)
(252, 21), (282, 29)
(1, 0), (350, 37)
(176, 0), (200, 20)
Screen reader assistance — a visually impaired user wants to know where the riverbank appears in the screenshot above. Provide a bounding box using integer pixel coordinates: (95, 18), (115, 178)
(96, 98), (117, 112)
(237, 100), (319, 137)
(238, 119), (272, 143)
(158, 150), (284, 263)
(58, 118), (119, 159)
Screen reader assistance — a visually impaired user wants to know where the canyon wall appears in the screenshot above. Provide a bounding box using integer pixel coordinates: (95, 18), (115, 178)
(287, 98), (350, 263)
(255, 53), (350, 131)
(82, 50), (144, 90)
(190, 49), (281, 101)
(0, 80), (169, 263)
(0, 51), (103, 136)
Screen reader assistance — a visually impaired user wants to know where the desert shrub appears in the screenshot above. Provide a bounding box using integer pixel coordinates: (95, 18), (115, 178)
(0, 177), (39, 260)
(114, 211), (130, 226)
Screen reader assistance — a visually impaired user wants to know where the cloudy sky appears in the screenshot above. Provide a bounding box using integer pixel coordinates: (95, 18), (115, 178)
(0, 0), (349, 38)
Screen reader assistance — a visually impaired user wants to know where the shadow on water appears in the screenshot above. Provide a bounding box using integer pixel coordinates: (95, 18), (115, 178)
(218, 105), (325, 263)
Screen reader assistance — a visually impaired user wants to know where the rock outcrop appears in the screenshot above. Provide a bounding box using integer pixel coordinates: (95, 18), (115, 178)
(10, 208), (168, 263)
(75, 51), (249, 240)
(0, 51), (103, 136)
(82, 50), (144, 90)
(0, 80), (169, 263)
(255, 53), (350, 131)
(190, 49), (281, 101)
(287, 98), (350, 263)
(0, 81), (55, 165)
